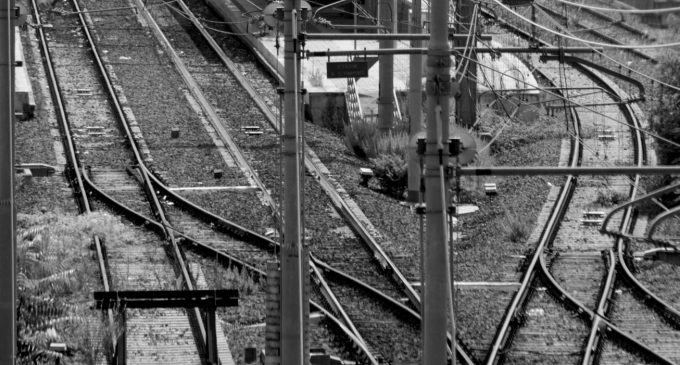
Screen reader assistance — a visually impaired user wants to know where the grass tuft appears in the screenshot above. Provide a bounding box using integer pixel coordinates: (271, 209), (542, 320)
(502, 212), (531, 243)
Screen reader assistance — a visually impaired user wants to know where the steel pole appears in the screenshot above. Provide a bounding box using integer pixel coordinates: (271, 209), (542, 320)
(378, 0), (395, 132)
(455, 0), (476, 128)
(0, 1), (15, 364)
(407, 0), (423, 202)
(281, 0), (306, 363)
(423, 0), (450, 361)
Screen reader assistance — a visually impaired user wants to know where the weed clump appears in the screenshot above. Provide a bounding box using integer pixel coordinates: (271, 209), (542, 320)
(595, 189), (628, 207)
(502, 212), (531, 243)
(370, 153), (408, 199)
(344, 116), (410, 198)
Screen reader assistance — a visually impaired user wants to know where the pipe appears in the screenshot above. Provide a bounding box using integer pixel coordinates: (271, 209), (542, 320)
(407, 0), (424, 202)
(0, 1), (16, 363)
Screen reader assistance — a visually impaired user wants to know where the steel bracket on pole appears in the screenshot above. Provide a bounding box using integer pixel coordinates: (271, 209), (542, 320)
(425, 76), (451, 96)
(0, 7), (20, 18)
(450, 80), (461, 99)
(426, 53), (452, 68)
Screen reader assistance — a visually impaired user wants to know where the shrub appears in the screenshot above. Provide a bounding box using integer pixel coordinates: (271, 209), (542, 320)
(343, 117), (377, 159)
(651, 58), (680, 166)
(595, 189), (628, 207)
(16, 212), (135, 364)
(370, 153), (408, 198)
(343, 115), (410, 159)
(502, 212), (531, 243)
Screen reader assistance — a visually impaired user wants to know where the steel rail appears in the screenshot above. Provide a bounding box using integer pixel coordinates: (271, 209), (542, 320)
(170, 0), (478, 362)
(600, 181), (680, 235)
(309, 302), (381, 364)
(484, 77), (583, 364)
(85, 167), (382, 363)
(174, 0), (423, 309)
(485, 108), (582, 365)
(130, 1), (380, 356)
(68, 1), (221, 361)
(481, 7), (676, 363)
(536, 254), (676, 365)
(148, 162), (422, 363)
(586, 61), (680, 361)
(646, 206), (680, 241)
(146, 166), (377, 352)
(582, 249), (616, 364)
(83, 169), (268, 279)
(549, 50), (676, 363)
(28, 0), (116, 336)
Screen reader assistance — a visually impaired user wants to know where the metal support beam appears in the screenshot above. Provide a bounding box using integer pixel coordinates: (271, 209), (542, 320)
(331, 24), (388, 30)
(94, 290), (238, 365)
(457, 166), (680, 176)
(304, 33), (493, 41)
(306, 47), (603, 57)
(282, 0), (307, 363)
(0, 1), (15, 363)
(407, 0), (423, 202)
(93, 290), (239, 309)
(378, 0), (396, 132)
(423, 0), (451, 362)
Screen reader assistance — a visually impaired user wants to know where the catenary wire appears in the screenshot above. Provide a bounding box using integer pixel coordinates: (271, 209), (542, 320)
(490, 0), (680, 49)
(550, 0), (680, 14)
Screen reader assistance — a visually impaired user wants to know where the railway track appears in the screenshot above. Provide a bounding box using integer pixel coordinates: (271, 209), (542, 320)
(481, 1), (666, 109)
(30, 1), (222, 363)
(28, 0), (678, 362)
(116, 0), (479, 362)
(34, 0), (381, 362)
(478, 12), (680, 365)
(29, 0), (461, 362)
